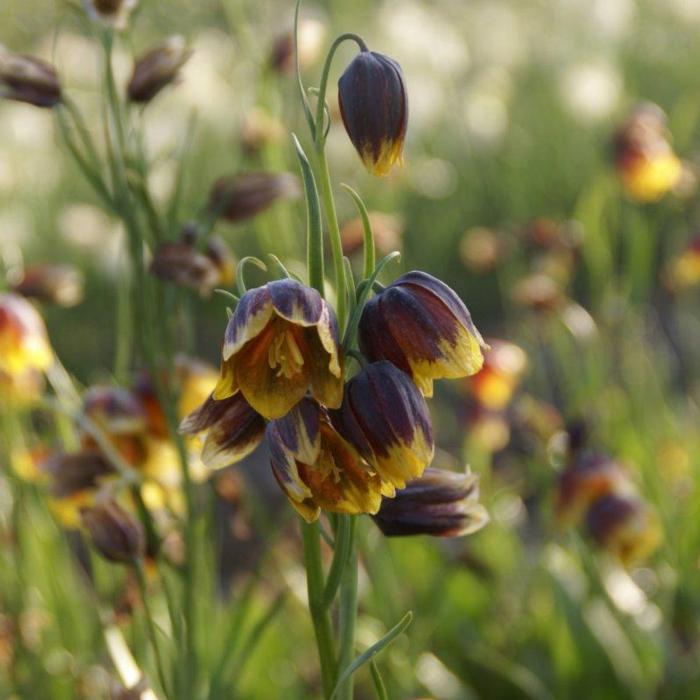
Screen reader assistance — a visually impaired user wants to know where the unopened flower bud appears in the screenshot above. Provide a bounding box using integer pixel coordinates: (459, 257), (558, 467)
(338, 49), (408, 176)
(0, 45), (61, 108)
(82, 499), (145, 564)
(83, 0), (138, 30)
(269, 19), (325, 74)
(127, 36), (191, 104)
(208, 172), (301, 223)
(374, 467), (488, 537)
(11, 264), (84, 307)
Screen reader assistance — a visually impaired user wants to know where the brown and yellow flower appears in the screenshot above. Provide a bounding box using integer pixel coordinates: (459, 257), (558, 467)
(0, 292), (53, 377)
(267, 399), (383, 523)
(470, 339), (527, 411)
(214, 279), (344, 419)
(373, 467), (489, 538)
(331, 361), (434, 489)
(358, 271), (486, 397)
(338, 50), (408, 176)
(613, 103), (682, 203)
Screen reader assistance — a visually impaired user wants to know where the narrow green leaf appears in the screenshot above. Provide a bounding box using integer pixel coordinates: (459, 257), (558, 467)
(292, 133), (324, 294)
(330, 611), (413, 699)
(340, 183), (375, 280)
(322, 514), (354, 607)
(370, 659), (388, 700)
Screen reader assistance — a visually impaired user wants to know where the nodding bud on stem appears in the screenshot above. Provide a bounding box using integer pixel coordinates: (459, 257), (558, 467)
(0, 45), (61, 108)
(11, 264), (84, 307)
(208, 172), (301, 223)
(338, 49), (408, 176)
(81, 499), (145, 564)
(127, 36), (192, 104)
(83, 0), (138, 30)
(373, 467), (489, 538)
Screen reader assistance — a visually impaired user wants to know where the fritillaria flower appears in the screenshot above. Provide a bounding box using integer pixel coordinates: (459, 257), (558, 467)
(0, 293), (53, 377)
(180, 393), (265, 471)
(268, 399), (383, 523)
(83, 0), (138, 30)
(11, 264), (84, 307)
(358, 271), (486, 397)
(149, 228), (235, 297)
(338, 50), (408, 176)
(213, 279), (344, 419)
(331, 361), (434, 489)
(373, 467), (489, 538)
(81, 498), (145, 564)
(0, 45), (61, 108)
(555, 452), (628, 527)
(208, 172), (301, 223)
(585, 493), (661, 565)
(127, 36), (192, 104)
(459, 227), (508, 274)
(470, 340), (527, 411)
(46, 451), (114, 528)
(613, 102), (682, 203)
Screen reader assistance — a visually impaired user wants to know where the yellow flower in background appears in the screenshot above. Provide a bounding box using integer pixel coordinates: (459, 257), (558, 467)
(470, 339), (528, 412)
(613, 102), (682, 203)
(663, 237), (700, 293)
(0, 293), (53, 378)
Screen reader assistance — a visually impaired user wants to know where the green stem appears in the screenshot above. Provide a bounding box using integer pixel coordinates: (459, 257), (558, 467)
(336, 516), (358, 700)
(135, 561), (171, 698)
(301, 521), (337, 699)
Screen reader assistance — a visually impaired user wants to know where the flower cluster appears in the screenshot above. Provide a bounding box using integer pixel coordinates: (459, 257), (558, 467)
(182, 272), (486, 524)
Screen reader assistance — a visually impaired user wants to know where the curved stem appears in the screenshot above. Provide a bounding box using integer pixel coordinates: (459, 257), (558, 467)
(314, 33), (368, 140)
(301, 521), (337, 699)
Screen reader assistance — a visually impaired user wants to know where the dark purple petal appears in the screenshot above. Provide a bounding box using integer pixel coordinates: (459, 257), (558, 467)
(268, 278), (324, 326)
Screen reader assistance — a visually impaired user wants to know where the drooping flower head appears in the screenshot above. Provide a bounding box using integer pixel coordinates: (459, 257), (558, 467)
(81, 498), (145, 564)
(331, 361), (434, 489)
(180, 392), (265, 471)
(83, 0), (138, 30)
(0, 44), (61, 108)
(214, 279), (344, 419)
(11, 264), (84, 307)
(267, 399), (383, 523)
(373, 467), (489, 538)
(585, 493), (661, 565)
(358, 271), (486, 397)
(338, 50), (408, 176)
(208, 172), (301, 223)
(127, 36), (192, 104)
(0, 292), (53, 377)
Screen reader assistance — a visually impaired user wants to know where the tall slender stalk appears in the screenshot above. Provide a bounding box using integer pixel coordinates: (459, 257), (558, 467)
(336, 516), (358, 700)
(301, 521), (337, 699)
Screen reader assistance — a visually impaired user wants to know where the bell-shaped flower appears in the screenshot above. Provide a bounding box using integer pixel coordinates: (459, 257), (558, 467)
(0, 292), (53, 377)
(331, 361), (434, 489)
(338, 50), (408, 176)
(179, 392), (266, 471)
(358, 271), (486, 397)
(214, 279), (344, 419)
(267, 399), (384, 523)
(373, 467), (488, 538)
